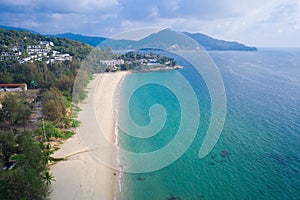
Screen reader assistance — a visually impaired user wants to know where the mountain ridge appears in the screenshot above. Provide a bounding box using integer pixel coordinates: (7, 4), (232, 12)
(0, 25), (38, 34)
(48, 32), (106, 47)
(0, 25), (257, 51)
(183, 32), (257, 51)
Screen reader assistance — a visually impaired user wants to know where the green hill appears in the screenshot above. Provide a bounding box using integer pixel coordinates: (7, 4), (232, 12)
(94, 28), (257, 51)
(0, 26), (257, 51)
(48, 32), (106, 48)
(183, 32), (257, 51)
(0, 28), (96, 100)
(0, 28), (92, 60)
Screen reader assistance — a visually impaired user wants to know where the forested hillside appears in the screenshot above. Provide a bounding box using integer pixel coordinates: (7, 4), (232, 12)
(0, 29), (112, 199)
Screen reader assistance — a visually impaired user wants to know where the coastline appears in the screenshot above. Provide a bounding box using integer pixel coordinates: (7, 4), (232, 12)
(131, 65), (184, 73)
(50, 71), (129, 200)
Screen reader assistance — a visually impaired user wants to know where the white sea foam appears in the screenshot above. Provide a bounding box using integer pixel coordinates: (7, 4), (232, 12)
(113, 74), (127, 199)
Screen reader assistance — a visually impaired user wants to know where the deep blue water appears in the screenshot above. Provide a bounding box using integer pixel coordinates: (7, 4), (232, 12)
(117, 49), (300, 200)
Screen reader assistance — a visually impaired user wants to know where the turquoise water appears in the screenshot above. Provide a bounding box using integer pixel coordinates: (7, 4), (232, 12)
(117, 49), (300, 200)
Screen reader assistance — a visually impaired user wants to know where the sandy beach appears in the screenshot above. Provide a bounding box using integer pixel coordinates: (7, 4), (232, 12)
(50, 71), (128, 200)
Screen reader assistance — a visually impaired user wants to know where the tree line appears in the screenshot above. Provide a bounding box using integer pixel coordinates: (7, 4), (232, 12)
(0, 29), (115, 199)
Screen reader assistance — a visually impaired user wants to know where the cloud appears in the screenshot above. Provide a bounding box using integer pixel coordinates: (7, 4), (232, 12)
(267, 1), (300, 31)
(0, 0), (299, 46)
(117, 0), (242, 22)
(0, 0), (119, 13)
(0, 0), (121, 34)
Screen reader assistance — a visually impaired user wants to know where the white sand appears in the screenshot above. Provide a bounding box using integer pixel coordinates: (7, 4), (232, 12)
(50, 72), (128, 200)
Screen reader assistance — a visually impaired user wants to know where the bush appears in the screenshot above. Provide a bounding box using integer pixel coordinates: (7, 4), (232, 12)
(62, 130), (74, 140)
(35, 121), (63, 140)
(71, 119), (81, 128)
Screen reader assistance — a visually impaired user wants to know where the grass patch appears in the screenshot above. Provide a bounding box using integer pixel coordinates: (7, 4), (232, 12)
(71, 119), (81, 128)
(62, 130), (75, 139)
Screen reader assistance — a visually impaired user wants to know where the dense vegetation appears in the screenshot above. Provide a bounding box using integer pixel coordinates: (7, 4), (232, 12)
(0, 28), (115, 102)
(0, 92), (31, 129)
(50, 33), (106, 48)
(116, 51), (176, 71)
(0, 29), (92, 58)
(0, 131), (52, 200)
(0, 29), (108, 199)
(183, 32), (257, 51)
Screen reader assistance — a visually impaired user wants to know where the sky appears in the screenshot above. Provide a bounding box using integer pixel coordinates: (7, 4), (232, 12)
(0, 0), (300, 47)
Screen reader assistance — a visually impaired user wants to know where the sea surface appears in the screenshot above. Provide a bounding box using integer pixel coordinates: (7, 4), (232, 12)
(116, 49), (300, 200)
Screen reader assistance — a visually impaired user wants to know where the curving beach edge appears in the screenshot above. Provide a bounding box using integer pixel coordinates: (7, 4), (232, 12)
(50, 71), (129, 200)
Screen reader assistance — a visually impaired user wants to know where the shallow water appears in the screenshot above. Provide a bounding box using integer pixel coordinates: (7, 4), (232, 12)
(117, 49), (300, 200)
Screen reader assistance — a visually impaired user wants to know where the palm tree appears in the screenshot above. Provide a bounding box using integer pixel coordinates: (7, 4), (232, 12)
(43, 171), (55, 185)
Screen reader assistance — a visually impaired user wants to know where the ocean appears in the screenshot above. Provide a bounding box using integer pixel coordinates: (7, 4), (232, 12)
(116, 49), (300, 200)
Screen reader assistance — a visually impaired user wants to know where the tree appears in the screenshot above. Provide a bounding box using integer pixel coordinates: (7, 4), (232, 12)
(0, 93), (31, 127)
(19, 133), (46, 173)
(53, 74), (74, 93)
(0, 131), (50, 199)
(18, 102), (31, 130)
(0, 72), (14, 83)
(0, 167), (49, 200)
(21, 63), (44, 86)
(43, 171), (55, 185)
(40, 143), (54, 163)
(35, 120), (63, 140)
(42, 87), (67, 126)
(0, 93), (20, 125)
(0, 131), (15, 163)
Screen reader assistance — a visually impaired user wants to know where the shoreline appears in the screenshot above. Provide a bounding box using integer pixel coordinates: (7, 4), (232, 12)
(50, 71), (129, 200)
(112, 72), (128, 199)
(129, 65), (184, 73)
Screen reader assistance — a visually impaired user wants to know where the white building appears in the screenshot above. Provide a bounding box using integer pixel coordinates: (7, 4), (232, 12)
(39, 41), (54, 47)
(54, 54), (72, 62)
(99, 59), (124, 66)
(27, 45), (50, 55)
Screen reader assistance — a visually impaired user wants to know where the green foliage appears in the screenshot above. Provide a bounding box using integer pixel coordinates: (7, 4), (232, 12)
(35, 120), (63, 140)
(19, 132), (47, 173)
(18, 101), (31, 130)
(0, 29), (118, 109)
(35, 120), (75, 140)
(0, 93), (31, 127)
(62, 130), (74, 139)
(0, 130), (15, 163)
(183, 32), (258, 51)
(71, 119), (81, 128)
(0, 72), (14, 83)
(0, 29), (94, 109)
(51, 32), (106, 47)
(42, 87), (67, 126)
(43, 171), (55, 185)
(0, 93), (19, 125)
(39, 143), (54, 163)
(72, 70), (91, 104)
(115, 51), (177, 72)
(0, 167), (49, 200)
(0, 58), (82, 93)
(0, 131), (50, 199)
(0, 28), (101, 199)
(0, 28), (92, 58)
